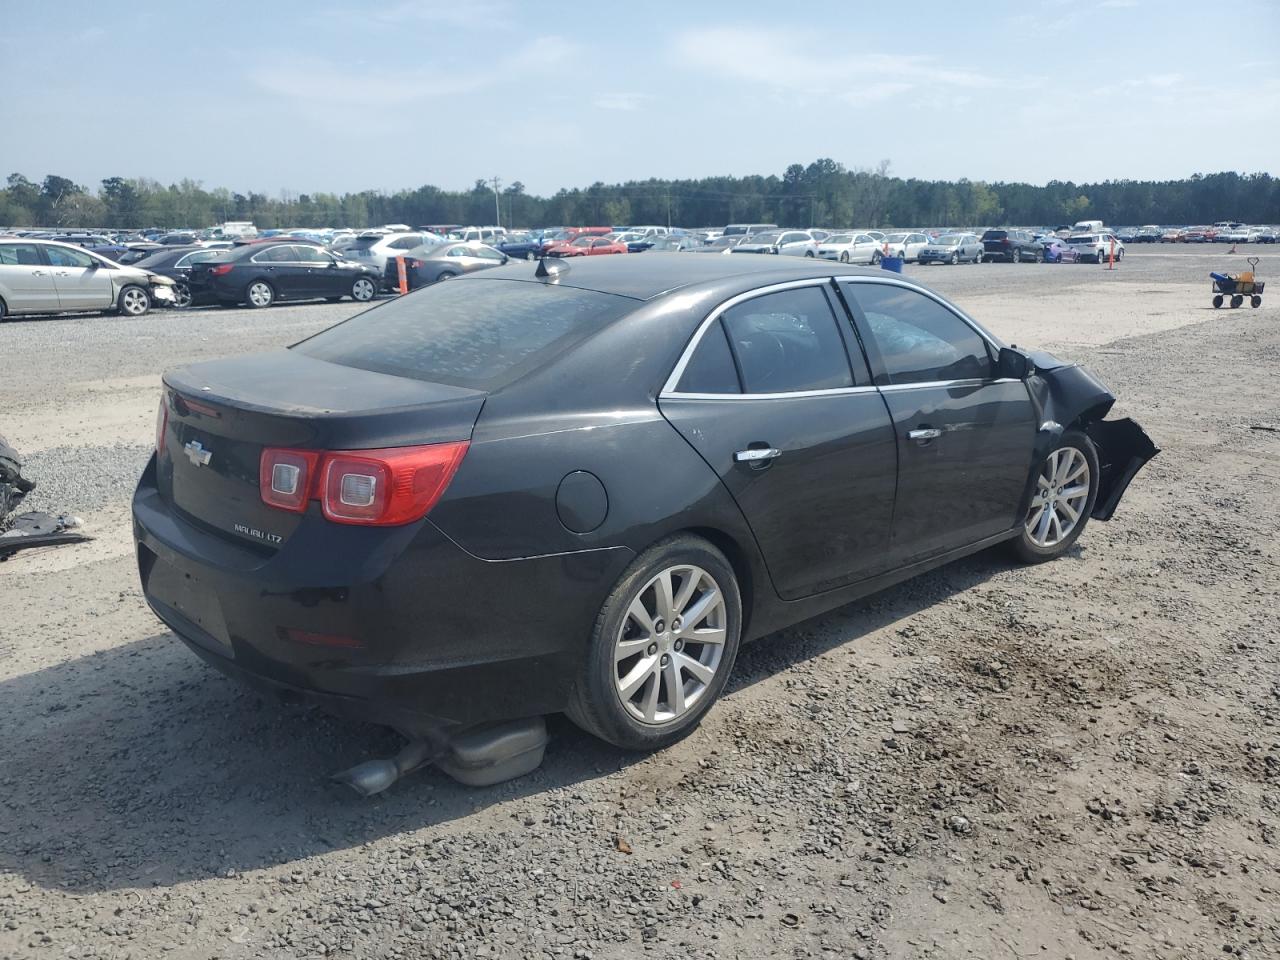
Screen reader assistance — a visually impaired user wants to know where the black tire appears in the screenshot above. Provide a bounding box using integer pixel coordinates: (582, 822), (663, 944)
(351, 276), (377, 302)
(1115, 248), (1123, 261)
(871, 250), (882, 264)
(804, 250), (815, 258)
(1213, 295), (1224, 308)
(1010, 429), (1100, 564)
(173, 281), (192, 309)
(1230, 295), (1243, 308)
(566, 534), (743, 751)
(1251, 295), (1262, 308)
(839, 251), (850, 263)
(0, 297), (7, 322)
(435, 271), (457, 282)
(1032, 249), (1043, 263)
(950, 252), (959, 265)
(116, 284), (151, 317)
(1012, 248), (1022, 263)
(245, 279), (275, 309)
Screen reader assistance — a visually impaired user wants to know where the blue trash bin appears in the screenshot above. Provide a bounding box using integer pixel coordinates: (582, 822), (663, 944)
(880, 255), (903, 273)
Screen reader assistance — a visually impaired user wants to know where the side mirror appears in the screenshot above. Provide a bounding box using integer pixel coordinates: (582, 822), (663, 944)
(998, 346), (1034, 380)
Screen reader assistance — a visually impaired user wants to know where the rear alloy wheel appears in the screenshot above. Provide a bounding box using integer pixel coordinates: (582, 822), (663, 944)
(1012, 248), (1022, 263)
(1011, 430), (1099, 563)
(567, 535), (742, 750)
(435, 271), (457, 282)
(872, 250), (882, 264)
(351, 277), (376, 302)
(950, 252), (959, 265)
(117, 284), (151, 317)
(173, 281), (192, 309)
(839, 251), (850, 263)
(526, 252), (536, 261)
(246, 280), (274, 308)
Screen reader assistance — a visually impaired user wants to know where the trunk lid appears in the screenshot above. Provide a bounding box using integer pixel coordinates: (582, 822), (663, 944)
(158, 350), (485, 550)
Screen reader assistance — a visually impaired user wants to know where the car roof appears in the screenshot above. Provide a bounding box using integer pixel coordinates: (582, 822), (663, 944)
(463, 252), (897, 302)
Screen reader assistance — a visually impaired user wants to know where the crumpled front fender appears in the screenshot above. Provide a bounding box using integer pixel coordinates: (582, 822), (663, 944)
(1019, 351), (1159, 522)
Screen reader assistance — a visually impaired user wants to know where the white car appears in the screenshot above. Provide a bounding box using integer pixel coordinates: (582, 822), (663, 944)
(344, 230), (444, 274)
(880, 232), (931, 262)
(0, 238), (177, 320)
(731, 230), (818, 257)
(1222, 226), (1253, 244)
(1065, 233), (1125, 263)
(815, 232), (881, 264)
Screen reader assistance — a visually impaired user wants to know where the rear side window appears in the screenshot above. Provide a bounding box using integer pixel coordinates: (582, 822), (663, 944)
(847, 284), (992, 384)
(675, 320), (740, 394)
(0, 243), (43, 265)
(294, 279), (637, 389)
(720, 286), (854, 394)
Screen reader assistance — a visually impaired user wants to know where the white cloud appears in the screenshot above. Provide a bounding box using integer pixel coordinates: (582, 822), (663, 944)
(670, 26), (1001, 104)
(592, 92), (649, 112)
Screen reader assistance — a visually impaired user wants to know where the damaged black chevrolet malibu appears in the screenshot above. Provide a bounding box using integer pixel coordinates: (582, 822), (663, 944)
(132, 256), (1156, 789)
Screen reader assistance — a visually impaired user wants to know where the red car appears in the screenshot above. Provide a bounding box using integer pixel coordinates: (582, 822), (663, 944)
(544, 236), (628, 257)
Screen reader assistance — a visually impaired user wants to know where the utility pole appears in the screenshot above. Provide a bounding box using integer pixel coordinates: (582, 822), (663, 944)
(490, 176), (501, 227)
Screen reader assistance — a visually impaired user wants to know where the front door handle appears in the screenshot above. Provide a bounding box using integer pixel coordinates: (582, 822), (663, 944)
(735, 447), (782, 463)
(31, 270), (46, 276)
(908, 428), (942, 441)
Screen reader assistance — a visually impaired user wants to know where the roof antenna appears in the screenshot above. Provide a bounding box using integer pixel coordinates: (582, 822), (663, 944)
(535, 256), (568, 283)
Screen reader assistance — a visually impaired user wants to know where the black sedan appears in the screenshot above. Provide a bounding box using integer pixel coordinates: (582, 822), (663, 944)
(133, 256), (1156, 782)
(132, 245), (229, 307)
(185, 241), (382, 308)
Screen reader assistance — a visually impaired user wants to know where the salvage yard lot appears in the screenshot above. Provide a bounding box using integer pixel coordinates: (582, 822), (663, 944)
(1, 246), (1277, 959)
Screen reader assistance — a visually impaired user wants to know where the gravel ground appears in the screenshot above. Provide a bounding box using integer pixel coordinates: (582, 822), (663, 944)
(1, 246), (1277, 959)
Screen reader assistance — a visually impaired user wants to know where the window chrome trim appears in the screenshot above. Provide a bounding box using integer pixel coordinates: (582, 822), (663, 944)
(878, 377), (1020, 393)
(659, 277), (849, 399)
(667, 385), (880, 401)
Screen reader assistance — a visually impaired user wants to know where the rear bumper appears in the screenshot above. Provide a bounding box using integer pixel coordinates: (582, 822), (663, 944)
(131, 460), (632, 737)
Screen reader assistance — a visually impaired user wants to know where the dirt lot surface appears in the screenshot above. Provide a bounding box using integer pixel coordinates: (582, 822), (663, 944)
(1, 247), (1277, 959)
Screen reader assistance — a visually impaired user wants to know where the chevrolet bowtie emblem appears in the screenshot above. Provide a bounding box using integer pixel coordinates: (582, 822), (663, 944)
(184, 440), (212, 467)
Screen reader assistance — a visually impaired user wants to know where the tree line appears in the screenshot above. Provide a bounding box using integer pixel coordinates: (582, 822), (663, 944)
(3, 162), (1277, 231)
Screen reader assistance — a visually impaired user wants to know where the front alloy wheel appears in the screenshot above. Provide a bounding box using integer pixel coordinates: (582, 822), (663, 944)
(567, 535), (741, 750)
(118, 285), (150, 316)
(351, 277), (376, 302)
(173, 281), (192, 309)
(1012, 430), (1099, 563)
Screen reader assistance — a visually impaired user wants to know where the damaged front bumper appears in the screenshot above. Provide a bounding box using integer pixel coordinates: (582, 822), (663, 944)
(1024, 352), (1159, 522)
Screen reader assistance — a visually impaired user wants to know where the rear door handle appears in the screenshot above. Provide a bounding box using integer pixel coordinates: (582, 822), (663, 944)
(31, 270), (46, 276)
(735, 447), (782, 463)
(908, 428), (942, 441)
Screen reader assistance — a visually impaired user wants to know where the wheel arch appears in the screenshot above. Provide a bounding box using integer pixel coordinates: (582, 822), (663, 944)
(681, 525), (758, 639)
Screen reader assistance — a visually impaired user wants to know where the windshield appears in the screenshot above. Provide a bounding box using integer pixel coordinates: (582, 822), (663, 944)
(883, 233), (908, 243)
(709, 237), (738, 248)
(826, 235), (854, 244)
(935, 236), (962, 246)
(722, 226), (748, 236)
(571, 237), (594, 247)
(748, 232), (782, 244)
(294, 279), (637, 390)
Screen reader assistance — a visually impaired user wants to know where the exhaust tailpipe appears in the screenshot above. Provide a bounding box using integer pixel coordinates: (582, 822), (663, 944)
(331, 739), (433, 797)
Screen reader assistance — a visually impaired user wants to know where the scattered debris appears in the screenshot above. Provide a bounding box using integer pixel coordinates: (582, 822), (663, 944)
(0, 434), (91, 559)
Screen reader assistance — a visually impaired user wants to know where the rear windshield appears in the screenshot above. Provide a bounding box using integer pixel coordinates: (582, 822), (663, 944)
(1066, 236), (1095, 244)
(981, 230), (1008, 240)
(348, 237), (382, 250)
(293, 279), (637, 390)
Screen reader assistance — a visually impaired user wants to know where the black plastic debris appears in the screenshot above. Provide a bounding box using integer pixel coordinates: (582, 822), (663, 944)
(0, 434), (91, 560)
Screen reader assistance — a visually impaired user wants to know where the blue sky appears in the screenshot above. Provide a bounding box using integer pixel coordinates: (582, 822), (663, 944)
(2, 0), (1276, 196)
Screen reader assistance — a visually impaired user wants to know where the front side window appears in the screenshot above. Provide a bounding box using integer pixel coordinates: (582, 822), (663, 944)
(44, 245), (95, 268)
(847, 284), (992, 385)
(719, 286), (854, 394)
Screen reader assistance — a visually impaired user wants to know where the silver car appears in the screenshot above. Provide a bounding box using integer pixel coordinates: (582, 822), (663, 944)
(916, 233), (984, 265)
(0, 239), (177, 319)
(731, 230), (818, 257)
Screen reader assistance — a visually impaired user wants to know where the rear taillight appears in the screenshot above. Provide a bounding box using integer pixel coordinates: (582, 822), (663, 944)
(260, 448), (322, 513)
(1001, 238), (1010, 245)
(209, 263), (234, 276)
(258, 442), (468, 526)
(155, 395), (168, 457)
(406, 258), (425, 269)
